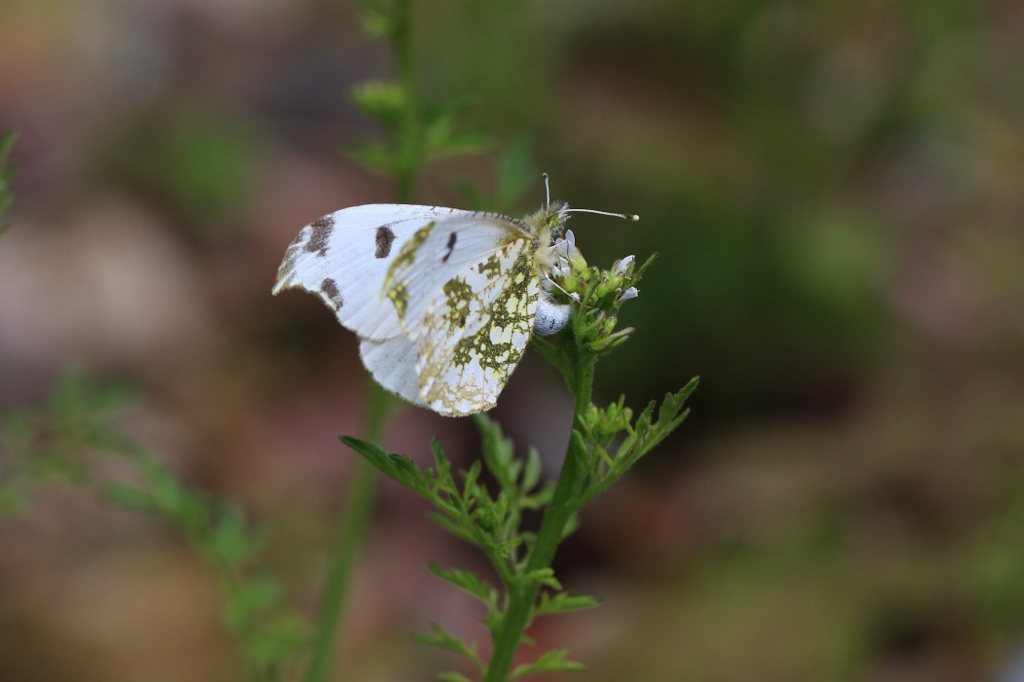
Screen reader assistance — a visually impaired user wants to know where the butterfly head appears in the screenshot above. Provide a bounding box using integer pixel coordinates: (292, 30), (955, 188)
(527, 179), (639, 307)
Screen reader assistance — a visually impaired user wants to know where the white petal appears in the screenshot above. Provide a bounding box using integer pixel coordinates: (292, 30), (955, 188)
(616, 286), (638, 304)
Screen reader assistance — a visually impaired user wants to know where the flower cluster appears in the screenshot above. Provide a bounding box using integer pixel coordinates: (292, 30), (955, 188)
(547, 230), (655, 354)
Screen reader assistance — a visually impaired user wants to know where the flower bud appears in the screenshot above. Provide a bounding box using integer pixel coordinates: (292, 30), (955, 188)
(612, 255), (635, 276)
(594, 277), (615, 299)
(616, 287), (638, 304)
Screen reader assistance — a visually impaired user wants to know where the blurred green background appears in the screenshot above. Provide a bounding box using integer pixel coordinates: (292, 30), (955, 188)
(2, 0), (1024, 680)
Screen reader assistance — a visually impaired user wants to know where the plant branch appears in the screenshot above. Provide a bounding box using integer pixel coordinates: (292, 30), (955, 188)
(304, 384), (394, 682)
(392, 0), (418, 203)
(482, 350), (595, 682)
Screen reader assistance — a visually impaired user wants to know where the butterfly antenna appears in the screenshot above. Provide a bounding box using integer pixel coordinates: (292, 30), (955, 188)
(564, 207), (640, 221)
(542, 173), (638, 221)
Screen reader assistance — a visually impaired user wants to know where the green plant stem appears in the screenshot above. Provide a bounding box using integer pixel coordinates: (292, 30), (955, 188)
(483, 352), (596, 682)
(304, 4), (417, 675)
(392, 0), (418, 204)
(304, 383), (394, 682)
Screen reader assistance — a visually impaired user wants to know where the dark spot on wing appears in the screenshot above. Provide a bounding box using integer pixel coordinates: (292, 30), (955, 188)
(320, 278), (343, 309)
(305, 215), (334, 257)
(442, 231), (458, 263)
(375, 225), (396, 259)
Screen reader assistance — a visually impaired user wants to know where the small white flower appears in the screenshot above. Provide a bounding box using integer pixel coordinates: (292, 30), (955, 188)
(613, 255), (635, 276)
(616, 286), (638, 304)
(554, 229), (577, 260)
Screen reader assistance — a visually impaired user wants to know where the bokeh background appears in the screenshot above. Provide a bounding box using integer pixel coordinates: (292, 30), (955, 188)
(2, 0), (1024, 680)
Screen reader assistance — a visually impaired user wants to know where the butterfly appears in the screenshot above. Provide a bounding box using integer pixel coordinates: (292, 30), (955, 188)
(273, 182), (634, 416)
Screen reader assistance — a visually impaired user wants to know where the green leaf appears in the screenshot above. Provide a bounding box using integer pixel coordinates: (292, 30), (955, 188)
(522, 568), (561, 590)
(209, 506), (259, 566)
(427, 129), (492, 161)
(361, 8), (391, 37)
(437, 672), (474, 682)
(351, 80), (408, 132)
(104, 482), (155, 511)
(561, 511), (580, 540)
(239, 574), (281, 610)
(481, 608), (504, 639)
(421, 107), (492, 160)
(521, 448), (542, 493)
(661, 376), (700, 423)
(533, 591), (600, 618)
(0, 130), (16, 225)
(347, 141), (400, 176)
(494, 536), (525, 560)
(0, 487), (25, 515)
(633, 251), (659, 283)
(428, 563), (498, 608)
(0, 130), (16, 170)
(474, 413), (514, 490)
(389, 452), (425, 479)
(630, 377), (699, 461)
(251, 610), (309, 667)
(428, 511), (476, 545)
(510, 650), (584, 681)
(0, 371), (308, 678)
(342, 436), (430, 495)
(573, 378), (698, 507)
(430, 436), (447, 465)
(148, 465), (187, 514)
(414, 623), (483, 670)
(520, 481), (554, 512)
(461, 458), (484, 494)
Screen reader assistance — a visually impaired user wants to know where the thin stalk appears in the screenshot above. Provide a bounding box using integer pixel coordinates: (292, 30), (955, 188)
(392, 0), (419, 204)
(483, 352), (596, 682)
(305, 3), (418, 677)
(304, 384), (394, 682)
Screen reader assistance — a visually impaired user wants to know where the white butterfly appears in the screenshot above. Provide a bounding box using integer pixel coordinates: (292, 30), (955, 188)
(273, 188), (632, 416)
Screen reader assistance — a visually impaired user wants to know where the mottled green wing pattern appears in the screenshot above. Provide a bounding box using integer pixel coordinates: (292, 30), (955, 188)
(382, 213), (542, 416)
(416, 241), (541, 415)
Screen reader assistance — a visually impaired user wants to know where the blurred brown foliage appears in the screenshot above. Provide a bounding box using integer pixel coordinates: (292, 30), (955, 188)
(2, 1), (1024, 681)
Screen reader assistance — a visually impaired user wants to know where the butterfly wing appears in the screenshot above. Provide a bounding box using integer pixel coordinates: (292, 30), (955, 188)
(273, 204), (476, 341)
(358, 335), (426, 407)
(383, 213), (542, 415)
(418, 241), (542, 415)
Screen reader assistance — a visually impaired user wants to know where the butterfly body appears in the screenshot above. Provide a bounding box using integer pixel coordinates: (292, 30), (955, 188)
(274, 201), (574, 416)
